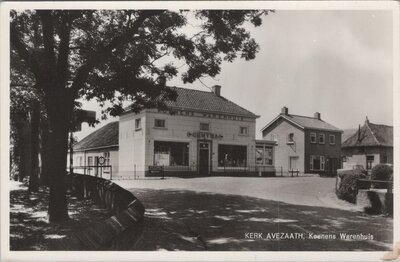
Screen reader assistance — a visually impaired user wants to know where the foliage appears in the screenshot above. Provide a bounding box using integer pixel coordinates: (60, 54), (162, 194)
(10, 10), (272, 117)
(371, 164), (393, 189)
(336, 173), (367, 204)
(10, 9), (271, 221)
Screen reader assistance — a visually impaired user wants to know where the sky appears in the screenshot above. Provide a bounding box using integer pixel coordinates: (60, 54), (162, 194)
(75, 10), (394, 140)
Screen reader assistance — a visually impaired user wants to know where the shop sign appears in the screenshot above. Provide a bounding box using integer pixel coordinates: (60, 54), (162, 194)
(187, 131), (223, 139)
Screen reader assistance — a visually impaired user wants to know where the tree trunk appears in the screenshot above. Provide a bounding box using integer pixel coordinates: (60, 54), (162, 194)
(44, 87), (75, 222)
(69, 131), (74, 175)
(17, 118), (31, 182)
(29, 101), (40, 192)
(47, 119), (70, 222)
(40, 118), (51, 186)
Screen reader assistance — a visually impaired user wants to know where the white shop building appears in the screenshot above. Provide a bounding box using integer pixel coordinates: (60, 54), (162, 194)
(118, 86), (275, 178)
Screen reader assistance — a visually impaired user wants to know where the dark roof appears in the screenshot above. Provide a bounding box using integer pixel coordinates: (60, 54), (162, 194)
(125, 86), (258, 118)
(261, 113), (341, 133)
(74, 121), (119, 151)
(342, 121), (393, 148)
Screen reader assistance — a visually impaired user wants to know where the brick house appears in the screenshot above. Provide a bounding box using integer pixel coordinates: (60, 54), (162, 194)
(342, 117), (393, 172)
(261, 107), (342, 176)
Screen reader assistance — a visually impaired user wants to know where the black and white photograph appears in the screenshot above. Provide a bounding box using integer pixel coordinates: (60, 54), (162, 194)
(1, 1), (399, 261)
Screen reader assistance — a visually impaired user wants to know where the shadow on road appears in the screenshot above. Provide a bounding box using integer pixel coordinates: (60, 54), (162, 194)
(10, 183), (111, 250)
(132, 188), (392, 251)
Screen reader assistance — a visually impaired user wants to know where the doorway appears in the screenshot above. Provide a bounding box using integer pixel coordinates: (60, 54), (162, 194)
(289, 156), (298, 170)
(198, 141), (211, 175)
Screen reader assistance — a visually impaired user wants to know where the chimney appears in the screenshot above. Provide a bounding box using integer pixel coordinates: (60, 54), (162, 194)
(212, 85), (221, 96)
(314, 112), (321, 120)
(281, 106), (288, 115)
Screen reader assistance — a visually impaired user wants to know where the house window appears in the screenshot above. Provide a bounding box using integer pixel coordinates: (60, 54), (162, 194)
(310, 155), (325, 171)
(255, 146), (273, 166)
(318, 134), (325, 144)
(218, 145), (247, 167)
(366, 155), (374, 170)
(287, 133), (294, 144)
(271, 134), (278, 142)
(103, 152), (110, 172)
(135, 118), (141, 130)
(239, 127), (248, 135)
(329, 134), (335, 145)
(200, 123), (210, 131)
(154, 141), (189, 166)
(310, 132), (317, 143)
(154, 119), (166, 128)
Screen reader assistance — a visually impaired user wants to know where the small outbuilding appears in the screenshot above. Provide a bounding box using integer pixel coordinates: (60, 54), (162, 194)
(341, 117), (393, 172)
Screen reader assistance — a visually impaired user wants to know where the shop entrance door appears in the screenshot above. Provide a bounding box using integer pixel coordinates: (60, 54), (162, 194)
(198, 141), (211, 175)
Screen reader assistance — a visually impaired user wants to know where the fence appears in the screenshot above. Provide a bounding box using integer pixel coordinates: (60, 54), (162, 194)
(358, 179), (393, 193)
(69, 165), (113, 180)
(116, 164), (316, 179)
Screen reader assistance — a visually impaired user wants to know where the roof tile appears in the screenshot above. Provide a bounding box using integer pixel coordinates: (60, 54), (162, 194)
(74, 121), (119, 151)
(342, 121), (393, 147)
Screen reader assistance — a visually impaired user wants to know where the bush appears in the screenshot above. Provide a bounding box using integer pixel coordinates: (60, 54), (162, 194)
(371, 164), (393, 189)
(371, 164), (393, 181)
(336, 173), (367, 204)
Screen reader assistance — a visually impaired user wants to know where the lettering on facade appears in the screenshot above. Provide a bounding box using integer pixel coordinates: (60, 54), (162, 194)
(187, 131), (223, 139)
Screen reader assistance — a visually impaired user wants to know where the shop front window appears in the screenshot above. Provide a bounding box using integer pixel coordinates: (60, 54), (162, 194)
(154, 141), (189, 166)
(264, 147), (273, 165)
(255, 145), (273, 165)
(256, 146), (263, 165)
(218, 145), (247, 167)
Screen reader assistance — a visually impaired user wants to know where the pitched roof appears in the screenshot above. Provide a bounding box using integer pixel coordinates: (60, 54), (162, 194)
(342, 121), (393, 148)
(261, 113), (342, 133)
(74, 121), (119, 151)
(125, 86), (258, 118)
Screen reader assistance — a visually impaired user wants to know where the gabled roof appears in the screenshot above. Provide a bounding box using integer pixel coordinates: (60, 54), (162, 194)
(125, 86), (258, 118)
(342, 120), (393, 148)
(261, 113), (342, 133)
(74, 121), (119, 151)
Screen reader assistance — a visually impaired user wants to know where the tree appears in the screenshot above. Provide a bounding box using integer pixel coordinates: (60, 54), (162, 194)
(10, 84), (40, 191)
(10, 9), (272, 222)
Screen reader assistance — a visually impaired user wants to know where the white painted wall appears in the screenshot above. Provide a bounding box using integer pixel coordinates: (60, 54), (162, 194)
(118, 112), (146, 178)
(140, 109), (257, 173)
(343, 153), (380, 170)
(263, 121), (305, 173)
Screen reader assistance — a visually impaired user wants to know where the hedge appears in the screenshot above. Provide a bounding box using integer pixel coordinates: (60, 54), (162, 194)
(371, 164), (393, 189)
(336, 173), (367, 204)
